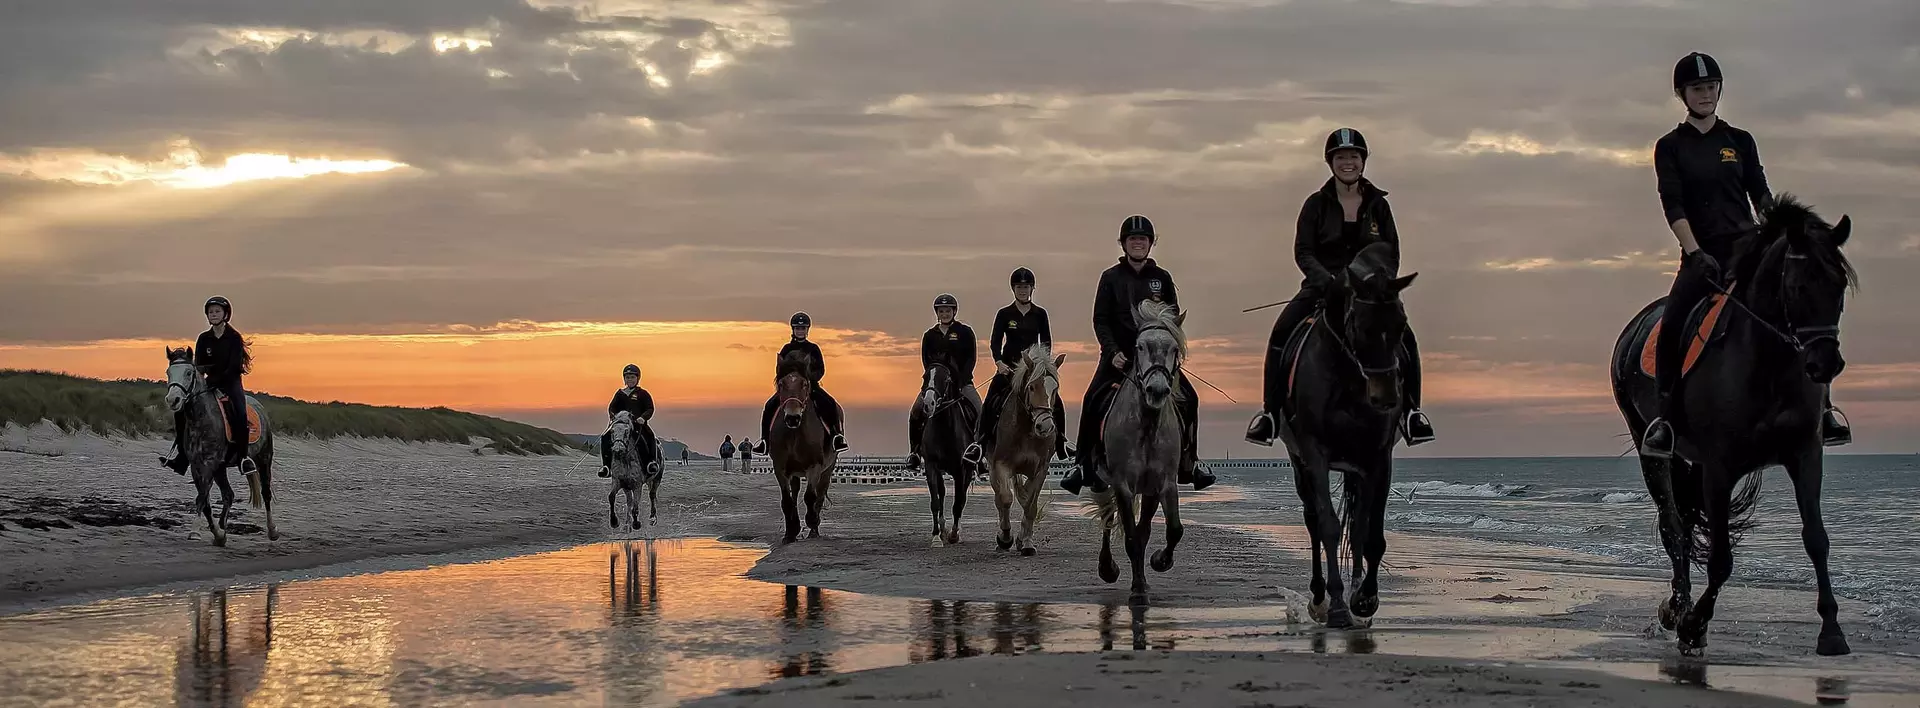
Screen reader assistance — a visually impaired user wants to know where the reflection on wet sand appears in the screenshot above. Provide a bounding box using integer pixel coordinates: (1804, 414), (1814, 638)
(3, 538), (1914, 707)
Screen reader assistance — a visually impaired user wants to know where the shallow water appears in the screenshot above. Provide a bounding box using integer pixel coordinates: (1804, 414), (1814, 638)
(1, 539), (1913, 707)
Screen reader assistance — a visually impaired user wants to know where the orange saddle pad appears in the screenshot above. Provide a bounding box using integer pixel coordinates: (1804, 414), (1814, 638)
(1639, 293), (1730, 378)
(217, 394), (263, 444)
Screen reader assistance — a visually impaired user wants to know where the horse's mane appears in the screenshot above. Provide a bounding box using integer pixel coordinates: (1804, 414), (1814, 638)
(1012, 342), (1059, 390)
(1133, 300), (1186, 352)
(1760, 193), (1859, 290)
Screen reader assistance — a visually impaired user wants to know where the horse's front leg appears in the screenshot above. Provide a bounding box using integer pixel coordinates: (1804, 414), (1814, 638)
(627, 486), (642, 530)
(609, 485), (621, 528)
(1118, 491), (1151, 603)
(926, 466), (947, 546)
(1643, 456), (1694, 628)
(991, 462), (1014, 551)
(1018, 462), (1046, 556)
(648, 476), (660, 522)
(195, 470), (225, 547)
(213, 469), (236, 533)
(1291, 453), (1327, 622)
(948, 459), (969, 546)
(1351, 456), (1392, 619)
(1151, 486), (1181, 572)
(1097, 494), (1119, 584)
(1299, 448), (1350, 628)
(1678, 465), (1735, 655)
(804, 473), (826, 539)
(1784, 446), (1850, 655)
(778, 473), (801, 543)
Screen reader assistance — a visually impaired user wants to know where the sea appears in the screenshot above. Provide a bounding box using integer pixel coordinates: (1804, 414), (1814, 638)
(1215, 454), (1920, 633)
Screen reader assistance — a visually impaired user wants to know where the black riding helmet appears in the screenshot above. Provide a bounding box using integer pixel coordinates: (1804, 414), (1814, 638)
(205, 296), (231, 316)
(623, 363), (640, 377)
(1010, 267), (1035, 287)
(790, 312), (811, 327)
(1673, 52), (1723, 93)
(1325, 128), (1368, 161)
(1119, 214), (1155, 242)
(933, 293), (958, 309)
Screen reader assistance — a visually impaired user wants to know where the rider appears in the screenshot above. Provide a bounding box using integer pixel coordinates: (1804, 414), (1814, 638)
(1641, 52), (1850, 457)
(754, 312), (850, 454)
(1244, 128), (1436, 447)
(160, 296), (253, 475)
(1061, 215), (1217, 495)
(962, 267), (1072, 466)
(905, 293), (982, 470)
(600, 363), (658, 478)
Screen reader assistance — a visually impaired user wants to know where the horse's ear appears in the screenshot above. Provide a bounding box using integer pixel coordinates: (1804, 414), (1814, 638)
(1173, 310), (1187, 328)
(1831, 215), (1852, 247)
(1391, 273), (1418, 292)
(1053, 353), (1067, 369)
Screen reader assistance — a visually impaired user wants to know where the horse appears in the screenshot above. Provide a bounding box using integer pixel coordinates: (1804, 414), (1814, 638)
(606, 410), (662, 530)
(1271, 242), (1417, 629)
(917, 362), (974, 547)
(1610, 195), (1856, 656)
(163, 347), (278, 547)
(1088, 300), (1188, 604)
(767, 350), (839, 543)
(988, 344), (1067, 556)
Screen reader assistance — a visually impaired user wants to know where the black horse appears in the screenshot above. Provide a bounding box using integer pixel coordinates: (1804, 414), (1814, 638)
(1269, 242), (1417, 629)
(1610, 195), (1856, 656)
(917, 362), (975, 546)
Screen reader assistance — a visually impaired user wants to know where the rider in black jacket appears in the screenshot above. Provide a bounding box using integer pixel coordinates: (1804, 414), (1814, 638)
(963, 267), (1071, 465)
(905, 293), (982, 470)
(1244, 128), (1434, 448)
(161, 296), (253, 475)
(1641, 52), (1850, 457)
(600, 363), (659, 477)
(754, 312), (849, 453)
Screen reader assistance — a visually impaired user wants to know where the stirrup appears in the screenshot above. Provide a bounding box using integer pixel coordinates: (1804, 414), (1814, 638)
(1405, 410), (1435, 446)
(1244, 412), (1276, 447)
(1823, 408), (1852, 447)
(961, 444), (983, 463)
(831, 434), (849, 452)
(1642, 418), (1676, 459)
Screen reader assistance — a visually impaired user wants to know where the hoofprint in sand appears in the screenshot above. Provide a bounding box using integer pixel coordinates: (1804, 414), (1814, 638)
(6, 423), (1918, 704)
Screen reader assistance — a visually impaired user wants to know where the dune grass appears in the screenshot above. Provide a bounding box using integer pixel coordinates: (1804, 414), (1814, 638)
(0, 369), (584, 455)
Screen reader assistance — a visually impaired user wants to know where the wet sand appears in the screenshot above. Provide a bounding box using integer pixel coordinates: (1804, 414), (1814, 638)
(688, 650), (1806, 708)
(6, 424), (1918, 705)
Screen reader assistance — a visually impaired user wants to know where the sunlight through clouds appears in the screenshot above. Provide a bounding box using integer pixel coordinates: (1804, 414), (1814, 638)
(0, 141), (409, 189)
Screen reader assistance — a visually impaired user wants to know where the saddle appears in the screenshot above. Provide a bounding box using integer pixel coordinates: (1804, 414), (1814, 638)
(218, 393), (263, 444)
(1637, 288), (1734, 379)
(1274, 314), (1413, 417)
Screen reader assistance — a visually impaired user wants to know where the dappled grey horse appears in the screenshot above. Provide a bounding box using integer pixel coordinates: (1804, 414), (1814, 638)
(607, 410), (662, 529)
(1088, 301), (1188, 604)
(988, 344), (1067, 557)
(164, 347), (278, 546)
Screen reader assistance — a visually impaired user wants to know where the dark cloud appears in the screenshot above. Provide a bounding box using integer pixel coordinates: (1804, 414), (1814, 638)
(4, 0), (1920, 451)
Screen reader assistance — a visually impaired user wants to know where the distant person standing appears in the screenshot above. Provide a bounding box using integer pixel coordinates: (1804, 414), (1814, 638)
(681, 447), (689, 465)
(720, 435), (737, 471)
(739, 437), (755, 470)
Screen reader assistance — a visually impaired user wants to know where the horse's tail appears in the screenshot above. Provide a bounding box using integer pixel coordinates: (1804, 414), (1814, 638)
(246, 471), (263, 509)
(1678, 464), (1763, 566)
(1084, 488), (1117, 530)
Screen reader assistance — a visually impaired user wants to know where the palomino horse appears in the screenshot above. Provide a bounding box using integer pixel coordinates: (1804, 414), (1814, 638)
(1611, 196), (1856, 656)
(917, 362), (975, 546)
(607, 410), (662, 529)
(1272, 242), (1416, 629)
(767, 350), (839, 543)
(988, 344), (1067, 556)
(163, 347), (278, 546)
(1088, 301), (1188, 603)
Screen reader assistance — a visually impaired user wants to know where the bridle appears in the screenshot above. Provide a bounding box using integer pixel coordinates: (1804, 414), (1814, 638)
(1316, 292), (1402, 377)
(1128, 323), (1180, 392)
(166, 359), (211, 406)
(1706, 245), (1842, 355)
(1020, 364), (1059, 426)
(920, 363), (965, 417)
(778, 370), (812, 416)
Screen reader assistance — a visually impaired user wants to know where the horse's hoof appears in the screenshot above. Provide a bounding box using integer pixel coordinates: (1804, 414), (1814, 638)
(1817, 633), (1852, 657)
(1309, 600), (1329, 624)
(782, 534), (799, 544)
(997, 534), (1013, 551)
(631, 521), (642, 530)
(945, 531), (960, 545)
(212, 535), (227, 548)
(1099, 561), (1119, 584)
(1129, 589), (1150, 605)
(931, 534), (945, 548)
(267, 529), (280, 541)
(808, 529), (820, 539)
(1020, 546), (1036, 557)
(1678, 633), (1707, 656)
(1326, 608), (1354, 630)
(1659, 600), (1688, 631)
(610, 518), (619, 529)
(1150, 549), (1173, 573)
(1351, 593), (1379, 619)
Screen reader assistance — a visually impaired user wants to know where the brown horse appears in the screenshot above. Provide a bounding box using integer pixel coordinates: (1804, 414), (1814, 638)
(767, 350), (839, 543)
(988, 343), (1066, 556)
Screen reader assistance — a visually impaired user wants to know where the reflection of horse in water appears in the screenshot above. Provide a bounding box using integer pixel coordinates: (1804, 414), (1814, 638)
(175, 585), (278, 708)
(989, 602), (1045, 657)
(605, 541), (664, 706)
(773, 586), (832, 679)
(1096, 602), (1152, 652)
(910, 599), (982, 662)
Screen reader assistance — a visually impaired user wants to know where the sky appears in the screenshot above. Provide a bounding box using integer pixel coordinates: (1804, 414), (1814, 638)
(2, 0), (1917, 457)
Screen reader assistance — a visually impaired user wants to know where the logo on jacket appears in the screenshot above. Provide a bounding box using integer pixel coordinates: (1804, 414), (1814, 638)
(1369, 221), (1380, 237)
(1719, 147), (1738, 163)
(1148, 279), (1163, 300)
(1006, 321), (1018, 330)
(948, 332), (958, 340)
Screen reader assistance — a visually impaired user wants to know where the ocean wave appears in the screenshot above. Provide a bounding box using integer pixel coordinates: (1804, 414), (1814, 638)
(1386, 510), (1599, 537)
(1392, 481), (1532, 499)
(1600, 491), (1651, 504)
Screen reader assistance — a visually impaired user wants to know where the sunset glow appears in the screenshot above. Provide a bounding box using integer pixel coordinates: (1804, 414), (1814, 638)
(0, 142), (408, 189)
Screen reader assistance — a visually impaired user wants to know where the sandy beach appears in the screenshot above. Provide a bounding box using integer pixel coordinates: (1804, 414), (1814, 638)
(4, 423), (1917, 705)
